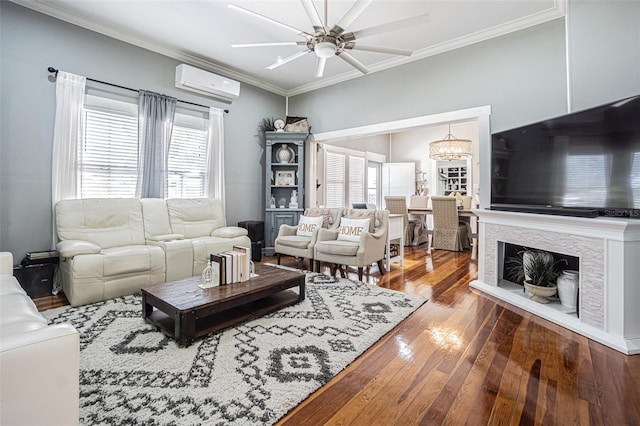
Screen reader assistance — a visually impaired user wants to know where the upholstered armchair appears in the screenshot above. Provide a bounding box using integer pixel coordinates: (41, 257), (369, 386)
(430, 196), (470, 251)
(314, 209), (389, 281)
(274, 208), (342, 271)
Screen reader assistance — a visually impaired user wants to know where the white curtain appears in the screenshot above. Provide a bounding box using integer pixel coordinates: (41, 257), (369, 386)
(51, 71), (86, 248)
(206, 107), (225, 212)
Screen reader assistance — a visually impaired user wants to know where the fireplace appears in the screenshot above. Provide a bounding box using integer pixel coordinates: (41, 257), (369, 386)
(498, 243), (580, 312)
(471, 209), (640, 355)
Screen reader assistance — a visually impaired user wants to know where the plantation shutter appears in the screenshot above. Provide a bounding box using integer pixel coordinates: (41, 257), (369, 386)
(348, 155), (366, 207)
(325, 151), (345, 208)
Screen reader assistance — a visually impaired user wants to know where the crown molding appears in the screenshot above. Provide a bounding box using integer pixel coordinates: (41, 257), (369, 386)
(12, 0), (566, 99)
(285, 0), (567, 97)
(10, 0), (288, 96)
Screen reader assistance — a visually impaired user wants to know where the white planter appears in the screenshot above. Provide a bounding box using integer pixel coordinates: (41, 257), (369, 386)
(557, 270), (579, 309)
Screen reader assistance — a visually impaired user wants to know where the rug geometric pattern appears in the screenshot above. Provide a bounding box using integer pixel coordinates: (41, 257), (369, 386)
(43, 272), (427, 425)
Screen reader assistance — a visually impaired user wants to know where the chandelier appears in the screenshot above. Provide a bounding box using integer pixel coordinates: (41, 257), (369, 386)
(429, 124), (472, 161)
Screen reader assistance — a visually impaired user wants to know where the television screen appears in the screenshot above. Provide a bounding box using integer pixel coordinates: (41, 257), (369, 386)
(491, 95), (640, 218)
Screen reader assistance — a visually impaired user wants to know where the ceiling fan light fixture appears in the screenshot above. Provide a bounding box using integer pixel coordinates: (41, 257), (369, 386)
(315, 41), (337, 58)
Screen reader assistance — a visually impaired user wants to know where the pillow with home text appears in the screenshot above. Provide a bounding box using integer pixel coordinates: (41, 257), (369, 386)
(337, 218), (370, 242)
(296, 215), (324, 237)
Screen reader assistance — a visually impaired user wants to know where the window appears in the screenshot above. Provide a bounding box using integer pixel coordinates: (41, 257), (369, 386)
(167, 118), (208, 198)
(78, 92), (209, 199)
(563, 154), (608, 207)
(323, 146), (379, 208)
(79, 106), (138, 198)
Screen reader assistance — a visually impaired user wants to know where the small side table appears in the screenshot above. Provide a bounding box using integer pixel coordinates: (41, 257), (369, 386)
(386, 214), (405, 271)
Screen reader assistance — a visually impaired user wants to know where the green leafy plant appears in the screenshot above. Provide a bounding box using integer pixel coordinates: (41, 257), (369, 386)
(257, 117), (275, 138)
(505, 249), (563, 287)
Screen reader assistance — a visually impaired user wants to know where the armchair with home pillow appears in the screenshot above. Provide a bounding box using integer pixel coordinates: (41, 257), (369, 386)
(314, 209), (389, 281)
(274, 208), (342, 271)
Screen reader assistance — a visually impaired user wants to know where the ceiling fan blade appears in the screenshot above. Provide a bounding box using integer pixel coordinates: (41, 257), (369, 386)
(232, 41), (306, 48)
(300, 0), (324, 32)
(331, 0), (373, 35)
(336, 51), (369, 74)
(315, 57), (327, 78)
(344, 13), (430, 41)
(343, 43), (413, 56)
(266, 50), (311, 70)
(228, 4), (312, 38)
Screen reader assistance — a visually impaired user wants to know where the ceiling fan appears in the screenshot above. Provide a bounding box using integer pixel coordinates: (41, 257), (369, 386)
(228, 0), (430, 78)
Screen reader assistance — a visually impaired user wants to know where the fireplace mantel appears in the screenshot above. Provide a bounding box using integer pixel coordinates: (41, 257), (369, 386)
(470, 209), (640, 355)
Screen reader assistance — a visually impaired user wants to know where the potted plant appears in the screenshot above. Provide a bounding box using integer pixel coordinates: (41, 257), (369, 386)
(506, 249), (559, 304)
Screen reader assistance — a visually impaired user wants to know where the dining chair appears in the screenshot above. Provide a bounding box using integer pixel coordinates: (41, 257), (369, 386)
(430, 196), (471, 251)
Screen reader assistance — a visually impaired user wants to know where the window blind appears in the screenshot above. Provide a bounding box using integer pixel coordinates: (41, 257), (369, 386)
(79, 107), (138, 198)
(348, 155), (365, 206)
(168, 125), (208, 198)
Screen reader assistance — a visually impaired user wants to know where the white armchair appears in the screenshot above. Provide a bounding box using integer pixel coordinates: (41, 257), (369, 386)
(274, 208), (342, 271)
(314, 209), (389, 281)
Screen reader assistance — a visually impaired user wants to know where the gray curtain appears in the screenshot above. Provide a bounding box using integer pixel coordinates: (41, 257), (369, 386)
(137, 90), (177, 198)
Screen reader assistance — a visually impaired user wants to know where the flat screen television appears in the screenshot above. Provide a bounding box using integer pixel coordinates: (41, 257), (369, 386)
(490, 95), (640, 219)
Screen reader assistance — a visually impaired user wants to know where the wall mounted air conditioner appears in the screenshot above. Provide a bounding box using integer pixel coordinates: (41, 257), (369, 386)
(175, 64), (240, 103)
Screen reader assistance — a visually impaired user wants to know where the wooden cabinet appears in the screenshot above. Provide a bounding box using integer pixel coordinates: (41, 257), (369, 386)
(264, 132), (307, 256)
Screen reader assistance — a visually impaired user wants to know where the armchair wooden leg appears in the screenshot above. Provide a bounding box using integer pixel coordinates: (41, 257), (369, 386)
(357, 267), (364, 281)
(338, 265), (347, 279)
(330, 264), (337, 277)
(377, 260), (386, 276)
(315, 260), (320, 273)
(308, 258), (314, 272)
(276, 253), (282, 265)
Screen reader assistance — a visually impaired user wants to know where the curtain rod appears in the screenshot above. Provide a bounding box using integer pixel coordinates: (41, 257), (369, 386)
(47, 67), (229, 113)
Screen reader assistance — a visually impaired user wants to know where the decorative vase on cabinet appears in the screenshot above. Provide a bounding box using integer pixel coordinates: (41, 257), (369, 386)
(264, 131), (307, 256)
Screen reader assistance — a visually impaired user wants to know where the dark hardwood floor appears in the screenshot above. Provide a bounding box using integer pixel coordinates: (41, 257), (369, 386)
(274, 246), (640, 426)
(35, 245), (640, 425)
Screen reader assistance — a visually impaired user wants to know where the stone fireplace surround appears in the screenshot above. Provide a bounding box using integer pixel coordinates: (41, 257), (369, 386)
(470, 209), (640, 355)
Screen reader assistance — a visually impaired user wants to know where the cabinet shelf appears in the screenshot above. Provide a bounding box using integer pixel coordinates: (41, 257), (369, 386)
(264, 132), (307, 256)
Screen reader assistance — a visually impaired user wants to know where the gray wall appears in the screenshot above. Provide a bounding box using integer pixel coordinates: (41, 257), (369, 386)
(567, 0), (640, 111)
(289, 19), (568, 134)
(290, 1), (640, 134)
(0, 2), (284, 260)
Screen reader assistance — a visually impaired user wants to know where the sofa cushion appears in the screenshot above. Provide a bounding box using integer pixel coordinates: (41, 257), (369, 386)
(315, 240), (360, 256)
(56, 198), (146, 249)
(211, 226), (248, 238)
(0, 293), (47, 329)
(277, 235), (312, 249)
(101, 246), (155, 277)
(296, 215), (324, 237)
(337, 218), (370, 242)
(166, 198), (226, 238)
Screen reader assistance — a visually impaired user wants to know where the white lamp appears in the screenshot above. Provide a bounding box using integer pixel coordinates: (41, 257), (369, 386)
(314, 41), (337, 58)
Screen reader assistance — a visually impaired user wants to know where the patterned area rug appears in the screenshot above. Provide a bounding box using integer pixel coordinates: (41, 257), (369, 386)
(43, 272), (426, 425)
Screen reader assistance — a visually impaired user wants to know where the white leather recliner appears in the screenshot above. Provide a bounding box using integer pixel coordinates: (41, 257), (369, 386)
(56, 198), (166, 307)
(154, 198), (251, 276)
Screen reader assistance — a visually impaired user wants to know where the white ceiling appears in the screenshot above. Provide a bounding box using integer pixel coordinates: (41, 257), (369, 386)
(15, 0), (565, 96)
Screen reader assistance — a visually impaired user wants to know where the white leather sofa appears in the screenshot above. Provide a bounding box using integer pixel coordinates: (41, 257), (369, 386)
(56, 198), (251, 306)
(56, 198), (166, 307)
(0, 252), (79, 426)
(143, 198), (251, 277)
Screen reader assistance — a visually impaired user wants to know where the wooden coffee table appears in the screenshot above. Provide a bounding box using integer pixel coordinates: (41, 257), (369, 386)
(141, 264), (305, 347)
